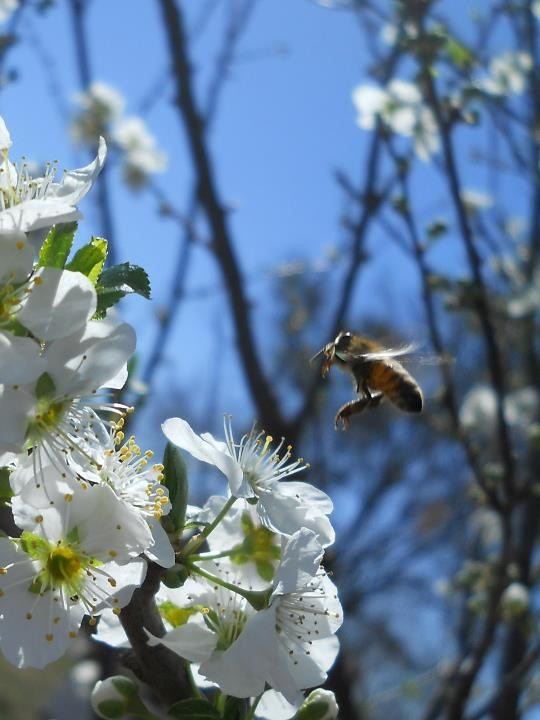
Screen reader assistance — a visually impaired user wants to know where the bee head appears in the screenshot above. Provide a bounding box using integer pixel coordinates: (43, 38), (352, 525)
(334, 331), (352, 352)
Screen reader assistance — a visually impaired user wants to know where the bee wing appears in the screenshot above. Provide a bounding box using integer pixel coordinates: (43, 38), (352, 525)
(348, 344), (453, 366)
(346, 343), (419, 362)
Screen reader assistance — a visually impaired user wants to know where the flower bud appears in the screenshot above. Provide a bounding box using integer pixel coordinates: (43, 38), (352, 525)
(501, 582), (529, 616)
(91, 676), (137, 719)
(295, 689), (339, 720)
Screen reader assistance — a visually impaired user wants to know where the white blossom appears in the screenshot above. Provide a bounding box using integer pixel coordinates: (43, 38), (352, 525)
(112, 116), (167, 189)
(72, 82), (126, 145)
(199, 529), (342, 702)
(352, 79), (439, 161)
(0, 0), (18, 24)
(0, 115), (106, 235)
(501, 582), (529, 615)
(0, 475), (147, 668)
(163, 416), (335, 546)
(0, 319), (135, 456)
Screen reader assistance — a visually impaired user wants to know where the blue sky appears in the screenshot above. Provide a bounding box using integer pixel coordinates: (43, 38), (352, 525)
(0, 0), (525, 452)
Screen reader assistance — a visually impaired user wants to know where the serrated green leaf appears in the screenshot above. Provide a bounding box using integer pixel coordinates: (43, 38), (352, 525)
(167, 699), (220, 720)
(161, 443), (188, 534)
(38, 222), (77, 268)
(94, 287), (126, 319)
(98, 263), (151, 299)
(66, 237), (108, 284)
(94, 263), (151, 317)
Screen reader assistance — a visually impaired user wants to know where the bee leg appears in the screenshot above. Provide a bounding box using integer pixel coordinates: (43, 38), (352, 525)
(335, 393), (384, 430)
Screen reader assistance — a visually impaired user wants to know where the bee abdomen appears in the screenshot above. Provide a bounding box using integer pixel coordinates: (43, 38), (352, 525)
(368, 361), (423, 413)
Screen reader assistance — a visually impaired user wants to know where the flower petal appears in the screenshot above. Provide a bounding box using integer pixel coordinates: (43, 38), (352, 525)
(162, 417), (243, 492)
(18, 268), (96, 341)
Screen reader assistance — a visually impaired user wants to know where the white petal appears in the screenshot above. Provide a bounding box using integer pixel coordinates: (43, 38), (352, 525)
(0, 332), (45, 384)
(145, 518), (175, 568)
(257, 486), (334, 546)
(0, 384), (34, 452)
(256, 690), (301, 720)
(162, 418), (243, 492)
(92, 558), (147, 612)
(0, 116), (12, 150)
(273, 528), (323, 595)
(276, 481), (333, 514)
(0, 229), (34, 282)
(0, 539), (81, 668)
(44, 320), (136, 397)
(47, 137), (107, 206)
(18, 268), (96, 341)
(147, 621), (218, 664)
(0, 199), (81, 233)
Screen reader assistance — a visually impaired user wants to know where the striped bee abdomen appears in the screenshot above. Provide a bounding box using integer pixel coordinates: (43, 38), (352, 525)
(366, 359), (423, 413)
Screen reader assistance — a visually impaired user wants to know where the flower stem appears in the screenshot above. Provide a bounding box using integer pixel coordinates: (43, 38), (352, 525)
(188, 549), (233, 562)
(245, 693), (263, 720)
(187, 560), (270, 611)
(182, 496), (236, 556)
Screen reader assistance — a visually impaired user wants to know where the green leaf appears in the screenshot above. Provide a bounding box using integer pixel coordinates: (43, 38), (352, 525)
(161, 443), (188, 534)
(94, 288), (126, 319)
(38, 222), (77, 268)
(66, 237), (108, 284)
(445, 36), (474, 69)
(95, 263), (151, 318)
(167, 699), (220, 720)
(99, 263), (151, 298)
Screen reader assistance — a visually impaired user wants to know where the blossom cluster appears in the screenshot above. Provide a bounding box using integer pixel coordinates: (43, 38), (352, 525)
(0, 118), (341, 719)
(71, 81), (167, 190)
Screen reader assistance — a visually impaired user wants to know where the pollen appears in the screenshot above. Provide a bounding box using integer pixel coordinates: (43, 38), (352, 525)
(45, 633), (54, 642)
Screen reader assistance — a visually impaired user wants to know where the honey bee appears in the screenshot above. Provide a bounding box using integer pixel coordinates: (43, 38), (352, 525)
(312, 330), (423, 429)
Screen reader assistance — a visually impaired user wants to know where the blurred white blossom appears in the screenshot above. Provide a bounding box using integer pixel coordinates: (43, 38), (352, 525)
(478, 52), (532, 96)
(72, 82), (125, 144)
(0, 0), (18, 24)
(112, 116), (167, 189)
(72, 82), (166, 189)
(352, 79), (439, 161)
(501, 582), (529, 615)
(461, 189), (493, 214)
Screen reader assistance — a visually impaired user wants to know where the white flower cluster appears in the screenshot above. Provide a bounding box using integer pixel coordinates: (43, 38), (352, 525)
(0, 119), (341, 718)
(0, 117), (173, 670)
(71, 81), (167, 190)
(352, 79), (439, 161)
(96, 416), (342, 717)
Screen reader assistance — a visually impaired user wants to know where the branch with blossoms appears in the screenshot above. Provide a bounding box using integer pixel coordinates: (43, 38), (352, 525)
(0, 118), (342, 720)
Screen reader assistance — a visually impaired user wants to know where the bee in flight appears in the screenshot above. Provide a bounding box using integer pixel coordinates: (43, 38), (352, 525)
(312, 330), (423, 430)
